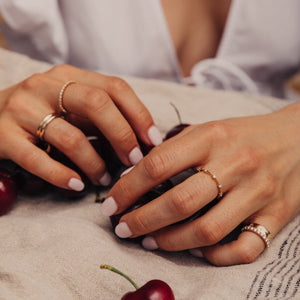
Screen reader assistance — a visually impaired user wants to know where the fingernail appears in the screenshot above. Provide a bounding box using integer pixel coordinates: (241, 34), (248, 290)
(115, 222), (132, 238)
(99, 172), (111, 186)
(148, 125), (163, 146)
(120, 166), (135, 177)
(129, 147), (143, 165)
(100, 196), (118, 216)
(68, 178), (85, 191)
(142, 236), (159, 250)
(189, 248), (204, 258)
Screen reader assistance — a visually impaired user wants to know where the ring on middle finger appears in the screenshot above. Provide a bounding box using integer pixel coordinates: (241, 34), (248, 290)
(58, 80), (76, 115)
(36, 112), (62, 141)
(194, 167), (223, 199)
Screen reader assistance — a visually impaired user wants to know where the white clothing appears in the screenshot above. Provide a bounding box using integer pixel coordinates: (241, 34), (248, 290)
(0, 0), (300, 98)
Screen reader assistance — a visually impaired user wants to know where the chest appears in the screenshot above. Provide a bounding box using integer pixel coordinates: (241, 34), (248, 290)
(161, 0), (231, 76)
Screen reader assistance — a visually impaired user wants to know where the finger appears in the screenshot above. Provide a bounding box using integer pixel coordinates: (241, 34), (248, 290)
(47, 65), (161, 147)
(43, 81), (144, 166)
(114, 170), (223, 238)
(103, 128), (212, 216)
(42, 117), (110, 186)
(6, 130), (85, 190)
(139, 186), (266, 251)
(200, 215), (280, 266)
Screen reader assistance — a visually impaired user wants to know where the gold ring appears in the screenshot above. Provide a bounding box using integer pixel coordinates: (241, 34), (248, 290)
(195, 167), (223, 199)
(36, 113), (61, 141)
(241, 223), (271, 249)
(58, 80), (76, 114)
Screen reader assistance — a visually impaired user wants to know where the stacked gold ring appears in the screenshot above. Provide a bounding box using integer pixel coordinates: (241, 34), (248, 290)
(241, 223), (271, 248)
(36, 113), (61, 141)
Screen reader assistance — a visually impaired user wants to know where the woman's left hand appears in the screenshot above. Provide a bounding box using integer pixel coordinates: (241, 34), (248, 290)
(101, 101), (300, 266)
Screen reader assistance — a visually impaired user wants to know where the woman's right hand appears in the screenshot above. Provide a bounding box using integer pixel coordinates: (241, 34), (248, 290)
(0, 64), (162, 191)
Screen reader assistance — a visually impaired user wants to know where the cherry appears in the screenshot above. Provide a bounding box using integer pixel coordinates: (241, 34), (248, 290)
(100, 264), (175, 300)
(15, 167), (49, 196)
(0, 168), (17, 215)
(164, 103), (190, 140)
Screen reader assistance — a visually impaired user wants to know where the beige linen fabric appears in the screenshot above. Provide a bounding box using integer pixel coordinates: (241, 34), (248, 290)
(0, 48), (299, 300)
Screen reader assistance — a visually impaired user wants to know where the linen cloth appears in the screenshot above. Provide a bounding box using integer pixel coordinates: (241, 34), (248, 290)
(0, 48), (299, 300)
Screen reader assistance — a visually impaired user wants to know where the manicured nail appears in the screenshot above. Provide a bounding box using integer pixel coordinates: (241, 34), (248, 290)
(100, 196), (118, 216)
(142, 236), (159, 250)
(189, 248), (204, 258)
(129, 147), (143, 165)
(120, 166), (135, 177)
(68, 178), (85, 191)
(115, 222), (132, 238)
(99, 172), (111, 186)
(148, 125), (163, 146)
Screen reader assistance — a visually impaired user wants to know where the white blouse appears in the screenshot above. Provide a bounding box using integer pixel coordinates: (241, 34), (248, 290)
(0, 0), (300, 98)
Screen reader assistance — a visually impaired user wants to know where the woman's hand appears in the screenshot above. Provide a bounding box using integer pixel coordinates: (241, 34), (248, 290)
(102, 101), (300, 266)
(0, 64), (162, 190)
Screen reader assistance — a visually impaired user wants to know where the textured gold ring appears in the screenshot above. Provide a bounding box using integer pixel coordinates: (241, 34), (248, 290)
(58, 80), (76, 114)
(195, 167), (223, 199)
(241, 223), (271, 249)
(36, 113), (61, 141)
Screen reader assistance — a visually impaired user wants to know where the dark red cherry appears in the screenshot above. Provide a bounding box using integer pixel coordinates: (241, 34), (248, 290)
(122, 280), (175, 300)
(0, 168), (17, 215)
(15, 167), (49, 196)
(164, 102), (190, 140)
(164, 123), (190, 140)
(100, 265), (175, 300)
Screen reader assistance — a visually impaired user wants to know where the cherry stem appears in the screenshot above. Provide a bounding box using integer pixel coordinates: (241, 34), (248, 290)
(100, 264), (139, 290)
(170, 102), (182, 124)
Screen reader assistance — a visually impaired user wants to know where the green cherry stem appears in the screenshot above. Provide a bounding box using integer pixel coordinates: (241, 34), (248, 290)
(100, 264), (139, 290)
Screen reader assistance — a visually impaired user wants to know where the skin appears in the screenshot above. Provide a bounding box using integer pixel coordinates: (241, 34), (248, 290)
(107, 103), (300, 266)
(104, 0), (300, 266)
(0, 65), (155, 188)
(1, 0), (299, 266)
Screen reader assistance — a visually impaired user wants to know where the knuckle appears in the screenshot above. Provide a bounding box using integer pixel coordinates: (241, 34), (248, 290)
(130, 211), (152, 233)
(204, 121), (231, 143)
(48, 64), (75, 77)
(142, 149), (169, 180)
(60, 130), (86, 151)
(20, 73), (44, 91)
(115, 127), (134, 145)
(5, 93), (24, 114)
(236, 147), (261, 174)
(195, 220), (224, 245)
(170, 189), (196, 216)
(84, 89), (111, 113)
(114, 181), (134, 207)
(257, 174), (277, 199)
(108, 77), (130, 92)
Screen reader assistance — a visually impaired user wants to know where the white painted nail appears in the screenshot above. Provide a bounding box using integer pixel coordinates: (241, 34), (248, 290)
(129, 147), (143, 165)
(142, 236), (159, 250)
(100, 196), (118, 216)
(68, 178), (85, 191)
(120, 166), (135, 177)
(189, 248), (204, 258)
(148, 125), (163, 146)
(99, 172), (111, 186)
(115, 222), (132, 238)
